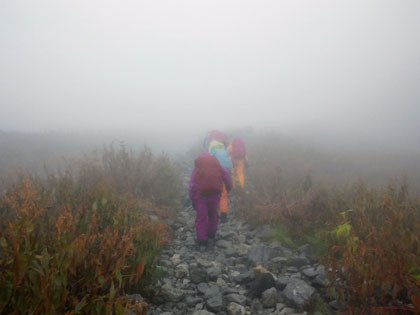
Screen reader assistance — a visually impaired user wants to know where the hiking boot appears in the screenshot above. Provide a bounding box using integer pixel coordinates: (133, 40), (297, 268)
(220, 213), (227, 223)
(208, 233), (216, 247)
(196, 239), (208, 250)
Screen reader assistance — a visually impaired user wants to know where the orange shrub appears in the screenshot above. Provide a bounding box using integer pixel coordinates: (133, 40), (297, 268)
(0, 176), (167, 314)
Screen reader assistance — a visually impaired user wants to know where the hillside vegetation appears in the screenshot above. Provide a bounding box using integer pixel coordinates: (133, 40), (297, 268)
(0, 144), (182, 314)
(234, 133), (420, 314)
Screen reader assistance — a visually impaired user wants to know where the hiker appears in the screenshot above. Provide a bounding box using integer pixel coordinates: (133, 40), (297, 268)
(227, 138), (247, 188)
(189, 153), (232, 247)
(210, 146), (233, 222)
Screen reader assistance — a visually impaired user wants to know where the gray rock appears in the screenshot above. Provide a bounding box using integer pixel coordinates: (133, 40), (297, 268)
(216, 239), (232, 249)
(276, 276), (291, 291)
(290, 272), (302, 279)
(190, 264), (207, 283)
(275, 302), (286, 311)
(175, 263), (189, 279)
(204, 285), (221, 298)
(170, 254), (181, 265)
(285, 266), (299, 273)
(261, 287), (278, 308)
(279, 307), (297, 314)
(271, 256), (287, 264)
(225, 247), (237, 257)
(216, 277), (226, 287)
(302, 267), (318, 279)
(287, 256), (310, 268)
(159, 312), (173, 315)
(282, 278), (315, 306)
(248, 245), (274, 266)
(161, 283), (185, 302)
(312, 265), (329, 288)
(235, 234), (246, 243)
(250, 298), (263, 313)
(218, 230), (235, 239)
(204, 286), (224, 312)
(226, 302), (246, 315)
(237, 243), (250, 256)
(197, 282), (209, 294)
(225, 293), (247, 305)
(205, 293), (223, 312)
(232, 271), (253, 284)
(185, 295), (203, 306)
(197, 258), (212, 268)
(207, 265), (222, 280)
(191, 310), (216, 315)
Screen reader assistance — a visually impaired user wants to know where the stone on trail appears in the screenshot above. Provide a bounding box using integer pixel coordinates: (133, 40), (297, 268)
(276, 275), (291, 291)
(203, 285), (224, 312)
(225, 293), (247, 305)
(197, 282), (209, 294)
(191, 310), (216, 315)
(226, 302), (246, 315)
(237, 243), (250, 256)
(247, 245), (274, 266)
(170, 254), (182, 265)
(175, 263), (189, 279)
(287, 255), (310, 268)
(311, 265), (329, 288)
(250, 298), (263, 313)
(282, 278), (315, 307)
(302, 266), (318, 279)
(261, 287), (278, 308)
(160, 283), (185, 302)
(216, 239), (232, 249)
(205, 293), (223, 312)
(190, 264), (207, 283)
(279, 307), (298, 314)
(207, 264), (222, 280)
(232, 270), (253, 284)
(185, 295), (203, 307)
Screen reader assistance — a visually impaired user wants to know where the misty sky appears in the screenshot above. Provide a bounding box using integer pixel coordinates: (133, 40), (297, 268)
(1, 0), (419, 146)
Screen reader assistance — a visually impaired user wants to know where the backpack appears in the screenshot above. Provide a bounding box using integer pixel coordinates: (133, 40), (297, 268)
(209, 130), (227, 144)
(208, 139), (225, 153)
(195, 154), (223, 196)
(231, 138), (246, 159)
(210, 148), (232, 173)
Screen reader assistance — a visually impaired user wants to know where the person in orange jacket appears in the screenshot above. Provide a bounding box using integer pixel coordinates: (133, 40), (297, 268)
(227, 138), (247, 189)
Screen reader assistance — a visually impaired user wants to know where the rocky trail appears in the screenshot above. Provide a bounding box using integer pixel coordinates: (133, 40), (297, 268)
(142, 171), (338, 315)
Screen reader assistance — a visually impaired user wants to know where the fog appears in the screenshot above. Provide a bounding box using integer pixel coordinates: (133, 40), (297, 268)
(1, 0), (420, 152)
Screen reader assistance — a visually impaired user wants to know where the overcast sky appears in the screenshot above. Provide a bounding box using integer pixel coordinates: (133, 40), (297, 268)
(0, 0), (419, 148)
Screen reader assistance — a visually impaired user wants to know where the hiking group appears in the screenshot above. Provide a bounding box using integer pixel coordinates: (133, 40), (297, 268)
(189, 130), (247, 250)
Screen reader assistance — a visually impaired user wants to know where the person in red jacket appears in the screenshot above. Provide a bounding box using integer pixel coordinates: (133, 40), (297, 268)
(189, 153), (232, 248)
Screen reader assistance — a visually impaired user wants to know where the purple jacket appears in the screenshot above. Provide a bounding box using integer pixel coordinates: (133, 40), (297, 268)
(189, 165), (232, 201)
